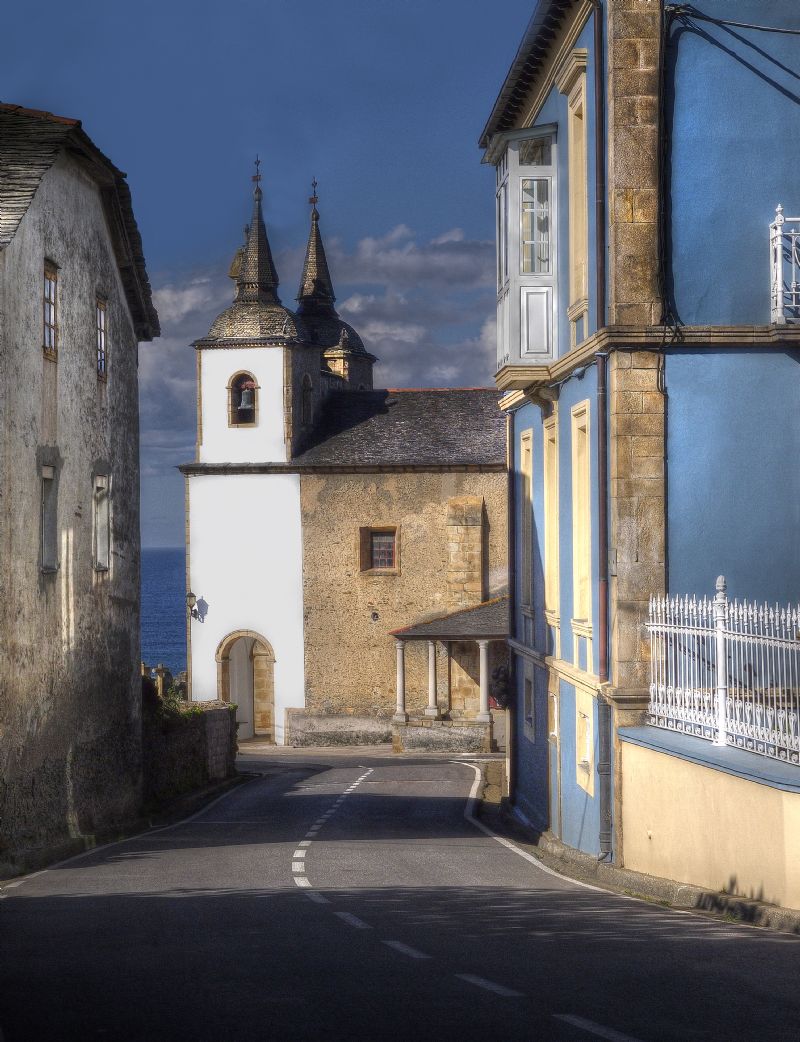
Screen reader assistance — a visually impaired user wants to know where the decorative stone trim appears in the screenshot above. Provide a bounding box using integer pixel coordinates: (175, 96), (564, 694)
(554, 47), (588, 97)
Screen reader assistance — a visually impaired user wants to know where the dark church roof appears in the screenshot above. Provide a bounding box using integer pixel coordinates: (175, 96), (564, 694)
(0, 103), (159, 340)
(392, 596), (510, 641)
(294, 388), (506, 467)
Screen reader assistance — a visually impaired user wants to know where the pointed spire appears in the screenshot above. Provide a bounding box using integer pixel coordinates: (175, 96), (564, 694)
(297, 178), (336, 314)
(235, 157), (280, 304)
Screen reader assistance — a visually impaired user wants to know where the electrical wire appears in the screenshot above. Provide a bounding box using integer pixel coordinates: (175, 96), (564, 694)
(665, 4), (800, 36)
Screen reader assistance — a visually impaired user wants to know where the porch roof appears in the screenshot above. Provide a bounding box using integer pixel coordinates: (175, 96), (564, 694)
(391, 596), (509, 642)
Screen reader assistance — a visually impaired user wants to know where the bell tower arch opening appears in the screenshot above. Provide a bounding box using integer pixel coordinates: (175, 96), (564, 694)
(215, 630), (275, 742)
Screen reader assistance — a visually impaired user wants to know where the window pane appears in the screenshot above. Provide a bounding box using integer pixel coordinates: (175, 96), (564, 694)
(370, 531), (395, 569)
(518, 136), (552, 167)
(521, 178), (550, 274)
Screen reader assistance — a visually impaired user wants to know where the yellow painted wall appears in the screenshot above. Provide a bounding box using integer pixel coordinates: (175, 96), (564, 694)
(621, 742), (800, 910)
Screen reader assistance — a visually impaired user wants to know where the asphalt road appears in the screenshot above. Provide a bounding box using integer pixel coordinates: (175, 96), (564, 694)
(1, 748), (799, 1042)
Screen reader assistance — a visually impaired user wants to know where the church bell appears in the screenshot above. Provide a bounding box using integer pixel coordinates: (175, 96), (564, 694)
(239, 387), (254, 410)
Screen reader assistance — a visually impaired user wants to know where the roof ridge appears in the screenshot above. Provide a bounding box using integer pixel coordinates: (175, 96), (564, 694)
(0, 102), (79, 126)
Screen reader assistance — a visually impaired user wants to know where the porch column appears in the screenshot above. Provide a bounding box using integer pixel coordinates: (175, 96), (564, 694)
(476, 639), (491, 722)
(394, 639), (408, 723)
(425, 641), (439, 718)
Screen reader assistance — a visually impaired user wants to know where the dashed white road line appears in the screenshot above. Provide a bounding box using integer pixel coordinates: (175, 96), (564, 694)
(305, 891), (330, 905)
(552, 1014), (644, 1042)
(292, 849), (306, 859)
(334, 911), (372, 930)
(293, 876), (311, 888)
(291, 861), (306, 873)
(455, 974), (523, 998)
(381, 940), (431, 960)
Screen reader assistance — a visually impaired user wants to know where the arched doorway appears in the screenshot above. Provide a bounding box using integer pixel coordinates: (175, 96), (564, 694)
(215, 631), (275, 742)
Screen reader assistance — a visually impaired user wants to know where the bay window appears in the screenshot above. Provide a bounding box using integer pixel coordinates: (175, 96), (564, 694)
(494, 128), (557, 372)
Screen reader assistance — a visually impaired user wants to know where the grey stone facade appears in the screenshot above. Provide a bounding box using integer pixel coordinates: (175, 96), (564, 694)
(0, 106), (158, 872)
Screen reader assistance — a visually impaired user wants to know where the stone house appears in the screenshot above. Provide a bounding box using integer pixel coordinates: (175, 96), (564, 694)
(483, 0), (800, 907)
(0, 104), (159, 871)
(181, 178), (508, 748)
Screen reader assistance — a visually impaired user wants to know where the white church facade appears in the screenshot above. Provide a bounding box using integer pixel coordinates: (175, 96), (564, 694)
(182, 172), (509, 747)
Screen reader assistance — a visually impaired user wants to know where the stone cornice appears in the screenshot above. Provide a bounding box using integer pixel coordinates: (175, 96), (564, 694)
(180, 462), (507, 476)
(495, 324), (800, 391)
(554, 47), (588, 96)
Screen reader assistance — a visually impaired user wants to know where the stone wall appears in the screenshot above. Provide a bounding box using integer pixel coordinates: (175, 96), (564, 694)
(0, 152), (143, 872)
(446, 496), (484, 608)
(299, 470), (508, 717)
(607, 0), (662, 325)
(143, 703), (236, 807)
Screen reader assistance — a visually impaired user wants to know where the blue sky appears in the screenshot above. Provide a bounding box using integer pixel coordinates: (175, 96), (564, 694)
(5, 0), (532, 545)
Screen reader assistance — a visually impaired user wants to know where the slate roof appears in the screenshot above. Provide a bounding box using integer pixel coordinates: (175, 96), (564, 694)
(478, 0), (573, 151)
(392, 596), (509, 641)
(0, 103), (159, 340)
(293, 388), (506, 467)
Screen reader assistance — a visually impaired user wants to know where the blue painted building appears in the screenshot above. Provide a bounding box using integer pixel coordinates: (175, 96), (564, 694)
(480, 0), (800, 864)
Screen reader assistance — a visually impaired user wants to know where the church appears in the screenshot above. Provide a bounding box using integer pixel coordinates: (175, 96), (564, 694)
(181, 170), (509, 749)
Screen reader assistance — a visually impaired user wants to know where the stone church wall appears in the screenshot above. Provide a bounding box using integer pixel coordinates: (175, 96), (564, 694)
(299, 470), (507, 719)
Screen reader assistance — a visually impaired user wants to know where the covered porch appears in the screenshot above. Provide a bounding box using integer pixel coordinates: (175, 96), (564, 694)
(390, 596), (509, 752)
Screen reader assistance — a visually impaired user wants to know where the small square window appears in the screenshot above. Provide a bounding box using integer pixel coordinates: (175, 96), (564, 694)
(359, 527), (399, 573)
(371, 531), (395, 569)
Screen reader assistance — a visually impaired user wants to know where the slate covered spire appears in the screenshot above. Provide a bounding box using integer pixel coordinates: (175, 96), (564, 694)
(235, 158), (280, 304)
(297, 179), (336, 315)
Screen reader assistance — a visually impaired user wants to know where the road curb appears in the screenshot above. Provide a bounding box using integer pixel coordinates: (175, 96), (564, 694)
(474, 763), (800, 936)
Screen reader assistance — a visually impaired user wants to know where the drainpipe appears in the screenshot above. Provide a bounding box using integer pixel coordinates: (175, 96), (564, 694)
(505, 410), (516, 803)
(590, 0), (613, 860)
(597, 352), (612, 859)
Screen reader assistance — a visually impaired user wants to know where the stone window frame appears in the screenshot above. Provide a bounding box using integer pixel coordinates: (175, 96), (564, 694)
(570, 399), (593, 667)
(555, 48), (590, 349)
(227, 370), (259, 428)
(96, 296), (108, 380)
(93, 473), (111, 573)
(40, 464), (58, 573)
(358, 526), (400, 575)
(543, 406), (561, 657)
(43, 260), (59, 359)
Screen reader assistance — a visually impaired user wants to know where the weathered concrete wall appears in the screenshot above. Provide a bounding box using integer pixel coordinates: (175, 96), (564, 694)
(0, 152), (142, 869)
(300, 471), (508, 717)
(287, 710), (392, 748)
(395, 719), (492, 754)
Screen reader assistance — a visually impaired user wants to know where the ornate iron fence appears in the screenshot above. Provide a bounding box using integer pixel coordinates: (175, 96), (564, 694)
(647, 577), (800, 764)
(770, 205), (800, 323)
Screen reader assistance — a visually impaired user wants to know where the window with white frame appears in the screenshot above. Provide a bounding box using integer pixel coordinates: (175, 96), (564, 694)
(493, 129), (557, 371)
(570, 400), (592, 668)
(93, 474), (110, 571)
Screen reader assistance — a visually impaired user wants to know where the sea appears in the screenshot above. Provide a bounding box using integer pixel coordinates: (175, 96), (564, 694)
(141, 547), (186, 675)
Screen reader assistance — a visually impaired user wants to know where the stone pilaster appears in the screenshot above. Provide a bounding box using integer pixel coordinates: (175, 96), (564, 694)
(608, 349), (666, 702)
(607, 0), (662, 325)
(446, 496), (485, 608)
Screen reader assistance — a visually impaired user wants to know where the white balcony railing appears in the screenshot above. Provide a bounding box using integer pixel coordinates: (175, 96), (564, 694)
(647, 577), (800, 765)
(770, 205), (800, 324)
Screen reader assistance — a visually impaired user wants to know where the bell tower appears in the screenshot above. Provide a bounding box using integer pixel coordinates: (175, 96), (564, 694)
(192, 162), (322, 465)
(296, 181), (377, 392)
